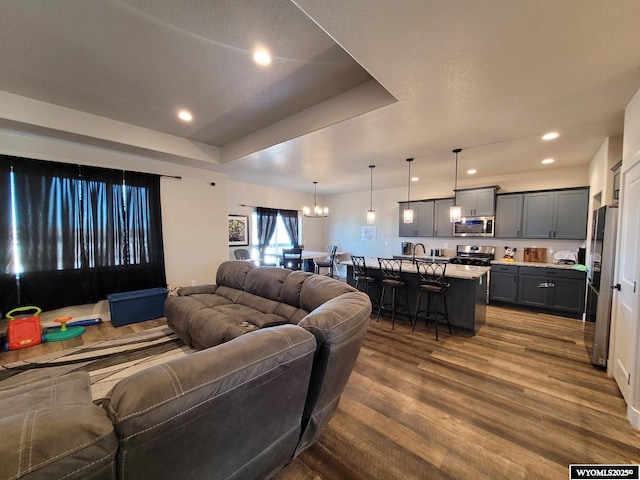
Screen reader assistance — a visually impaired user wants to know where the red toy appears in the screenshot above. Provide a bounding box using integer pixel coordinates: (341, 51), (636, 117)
(4, 306), (44, 351)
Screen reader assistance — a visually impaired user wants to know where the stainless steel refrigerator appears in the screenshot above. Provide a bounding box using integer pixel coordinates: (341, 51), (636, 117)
(585, 205), (618, 367)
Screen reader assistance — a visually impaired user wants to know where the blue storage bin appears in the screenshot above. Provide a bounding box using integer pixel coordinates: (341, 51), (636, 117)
(107, 288), (168, 326)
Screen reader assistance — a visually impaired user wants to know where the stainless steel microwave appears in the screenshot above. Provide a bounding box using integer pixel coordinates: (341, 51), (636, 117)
(453, 216), (494, 237)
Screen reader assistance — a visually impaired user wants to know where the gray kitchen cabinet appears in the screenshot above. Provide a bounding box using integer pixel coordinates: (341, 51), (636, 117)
(489, 264), (518, 303)
(495, 193), (523, 238)
(517, 271), (549, 308)
(434, 198), (454, 237)
(399, 201), (434, 237)
(517, 266), (586, 315)
(521, 191), (554, 238)
(522, 188), (588, 239)
(455, 187), (496, 216)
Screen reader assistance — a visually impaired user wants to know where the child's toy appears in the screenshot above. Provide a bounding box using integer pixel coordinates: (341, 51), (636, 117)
(43, 315), (87, 342)
(503, 246), (517, 262)
(4, 306), (44, 351)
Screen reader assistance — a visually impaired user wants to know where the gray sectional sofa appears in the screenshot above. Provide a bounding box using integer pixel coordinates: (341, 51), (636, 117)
(0, 261), (371, 480)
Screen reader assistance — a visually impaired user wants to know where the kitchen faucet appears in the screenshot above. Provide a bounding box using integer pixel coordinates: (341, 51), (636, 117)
(412, 243), (426, 263)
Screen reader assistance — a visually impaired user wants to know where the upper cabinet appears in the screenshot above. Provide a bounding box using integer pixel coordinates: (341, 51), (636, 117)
(399, 201), (434, 237)
(522, 188), (589, 240)
(434, 198), (454, 237)
(612, 160), (622, 205)
(495, 193), (524, 238)
(455, 187), (496, 216)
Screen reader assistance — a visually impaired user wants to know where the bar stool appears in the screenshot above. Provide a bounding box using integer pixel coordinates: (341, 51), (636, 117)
(376, 257), (411, 329)
(351, 255), (380, 308)
(412, 260), (451, 341)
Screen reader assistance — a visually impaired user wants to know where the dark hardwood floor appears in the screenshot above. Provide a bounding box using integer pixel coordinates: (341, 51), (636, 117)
(277, 305), (640, 480)
(3, 305), (639, 479)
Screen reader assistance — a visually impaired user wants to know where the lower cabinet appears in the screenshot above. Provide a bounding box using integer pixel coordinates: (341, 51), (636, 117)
(489, 264), (518, 303)
(490, 265), (586, 316)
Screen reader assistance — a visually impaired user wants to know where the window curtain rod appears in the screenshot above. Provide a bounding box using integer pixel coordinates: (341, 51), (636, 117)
(239, 203), (300, 211)
(160, 174), (182, 180)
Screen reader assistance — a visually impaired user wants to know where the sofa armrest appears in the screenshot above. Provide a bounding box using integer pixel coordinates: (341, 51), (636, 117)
(104, 324), (316, 480)
(177, 284), (217, 296)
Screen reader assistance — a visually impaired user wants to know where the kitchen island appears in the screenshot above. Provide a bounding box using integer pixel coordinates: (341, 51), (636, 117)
(341, 258), (489, 335)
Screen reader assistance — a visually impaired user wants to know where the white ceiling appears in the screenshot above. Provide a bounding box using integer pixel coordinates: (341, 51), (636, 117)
(2, 0), (640, 195)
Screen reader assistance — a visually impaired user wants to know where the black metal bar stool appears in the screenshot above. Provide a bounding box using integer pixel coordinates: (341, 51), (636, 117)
(412, 260), (451, 340)
(351, 255), (380, 308)
(376, 257), (411, 329)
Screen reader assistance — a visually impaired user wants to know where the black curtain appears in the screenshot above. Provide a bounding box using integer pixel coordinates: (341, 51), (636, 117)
(279, 209), (299, 247)
(0, 157), (16, 316)
(256, 207), (278, 263)
(0, 155), (166, 313)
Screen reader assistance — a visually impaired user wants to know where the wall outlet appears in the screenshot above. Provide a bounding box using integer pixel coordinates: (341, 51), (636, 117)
(191, 280), (196, 286)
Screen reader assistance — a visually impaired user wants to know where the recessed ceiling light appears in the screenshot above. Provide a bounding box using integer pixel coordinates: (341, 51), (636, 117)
(411, 176), (419, 182)
(252, 47), (272, 66)
(466, 169), (477, 175)
(177, 110), (193, 122)
(542, 132), (559, 140)
(542, 158), (555, 164)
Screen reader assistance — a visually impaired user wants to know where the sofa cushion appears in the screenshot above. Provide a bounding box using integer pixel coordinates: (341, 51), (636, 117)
(215, 260), (255, 289)
(0, 371), (92, 417)
(243, 266), (292, 302)
(245, 313), (290, 328)
(236, 290), (281, 314)
(281, 270), (312, 307)
(0, 372), (117, 480)
(275, 302), (308, 324)
(165, 292), (234, 347)
(299, 273), (358, 312)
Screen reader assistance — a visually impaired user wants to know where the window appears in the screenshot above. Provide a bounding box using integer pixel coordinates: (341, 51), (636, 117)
(252, 208), (300, 264)
(0, 154), (166, 313)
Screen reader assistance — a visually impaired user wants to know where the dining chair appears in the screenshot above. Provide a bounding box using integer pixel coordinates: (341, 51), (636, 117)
(281, 248), (303, 270)
(412, 260), (451, 340)
(314, 245), (338, 277)
(233, 248), (251, 260)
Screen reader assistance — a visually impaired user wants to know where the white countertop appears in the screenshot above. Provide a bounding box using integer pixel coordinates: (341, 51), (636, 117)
(491, 259), (584, 270)
(340, 258), (489, 280)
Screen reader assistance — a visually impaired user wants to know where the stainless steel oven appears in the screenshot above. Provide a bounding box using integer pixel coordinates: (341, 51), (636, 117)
(453, 216), (494, 237)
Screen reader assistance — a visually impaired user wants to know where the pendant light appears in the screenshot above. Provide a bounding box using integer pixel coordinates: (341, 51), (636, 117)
(449, 148), (462, 222)
(303, 181), (328, 218)
(403, 158), (414, 224)
(367, 165), (376, 224)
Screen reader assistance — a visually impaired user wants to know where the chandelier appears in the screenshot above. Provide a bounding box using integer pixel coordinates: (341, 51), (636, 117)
(303, 182), (328, 218)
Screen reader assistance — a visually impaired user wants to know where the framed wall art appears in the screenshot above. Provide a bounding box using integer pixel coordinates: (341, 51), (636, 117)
(228, 215), (249, 246)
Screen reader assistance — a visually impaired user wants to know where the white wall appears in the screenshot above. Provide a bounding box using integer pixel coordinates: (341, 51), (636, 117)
(0, 128), (229, 291)
(226, 180), (328, 255)
(326, 165), (589, 261)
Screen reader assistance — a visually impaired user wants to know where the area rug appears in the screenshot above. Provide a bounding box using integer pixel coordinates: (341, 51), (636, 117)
(0, 326), (194, 401)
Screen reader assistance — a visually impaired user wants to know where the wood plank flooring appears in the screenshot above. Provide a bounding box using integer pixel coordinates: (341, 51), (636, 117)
(3, 305), (639, 479)
(276, 305), (640, 480)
